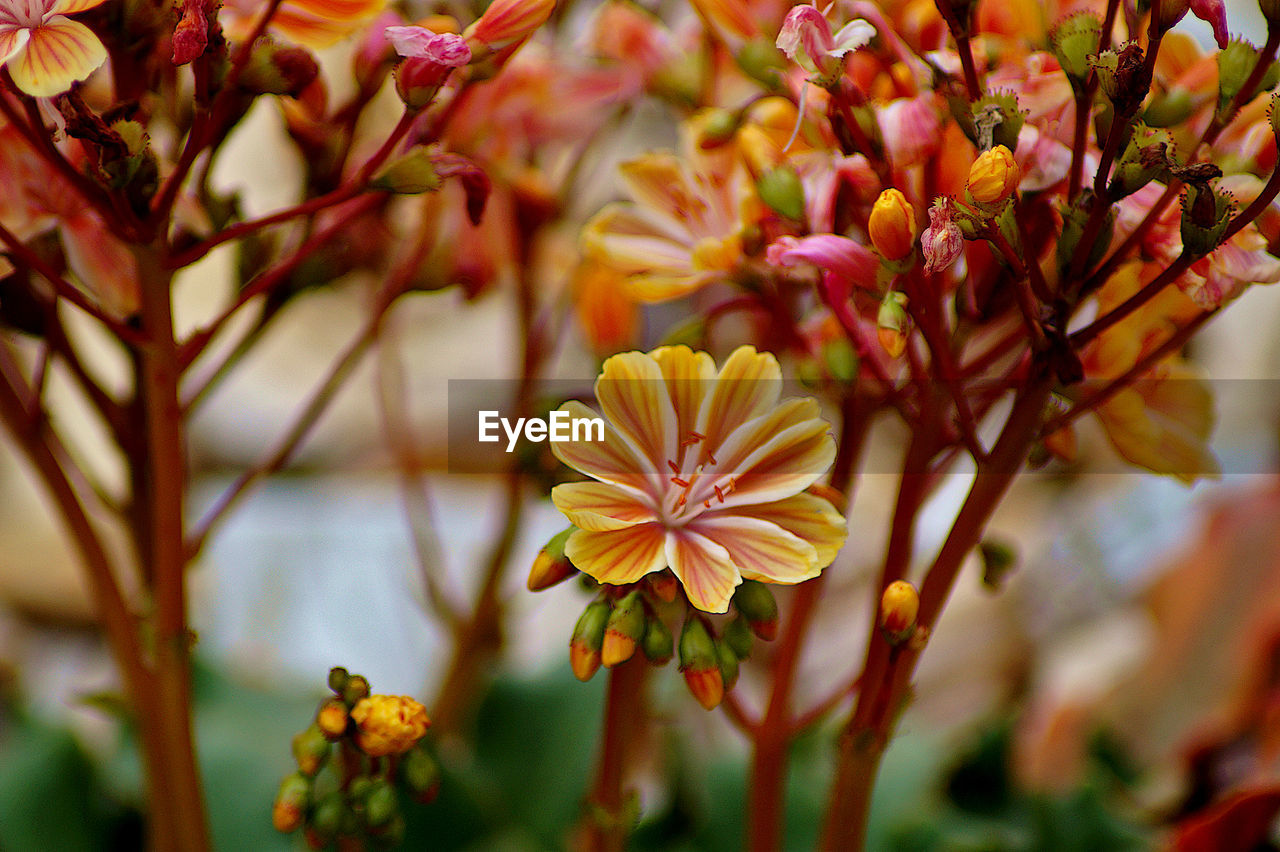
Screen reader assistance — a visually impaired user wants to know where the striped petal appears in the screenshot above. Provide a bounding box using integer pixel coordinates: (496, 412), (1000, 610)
(690, 514), (819, 583)
(733, 492), (848, 567)
(52, 0), (109, 13)
(595, 351), (678, 475)
(549, 400), (662, 499)
(7, 17), (105, 97)
(0, 26), (31, 65)
(708, 416), (835, 510)
(551, 481), (658, 531)
(666, 529), (739, 613)
(649, 345), (715, 449)
(696, 346), (782, 456)
(565, 524), (667, 586)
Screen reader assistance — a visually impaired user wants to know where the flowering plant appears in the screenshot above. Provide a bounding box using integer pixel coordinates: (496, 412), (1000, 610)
(0, 0), (1277, 849)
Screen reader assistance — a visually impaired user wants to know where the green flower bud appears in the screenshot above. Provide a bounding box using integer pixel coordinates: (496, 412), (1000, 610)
(1051, 13), (1103, 89)
(327, 666), (349, 693)
(723, 615), (755, 659)
(291, 723), (330, 776)
(822, 337), (859, 384)
(371, 149), (443, 195)
(342, 674), (370, 706)
(602, 591), (646, 667)
(401, 745), (441, 804)
(528, 528), (576, 592)
(641, 615), (674, 665)
(362, 780), (399, 829)
(716, 640), (740, 691)
(979, 538), (1017, 591)
(736, 36), (787, 89)
(962, 92), (1024, 153)
(239, 38), (319, 97)
(1217, 38), (1280, 118)
(271, 772), (311, 833)
(678, 617), (723, 710)
(1109, 123), (1172, 199)
(756, 166), (806, 221)
(732, 580), (779, 640)
(1143, 89), (1197, 127)
(310, 790), (345, 838)
(570, 599), (610, 681)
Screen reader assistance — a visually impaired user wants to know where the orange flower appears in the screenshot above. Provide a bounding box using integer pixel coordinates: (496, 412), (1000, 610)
(550, 346), (847, 613)
(349, 695), (430, 757)
(221, 0), (386, 48)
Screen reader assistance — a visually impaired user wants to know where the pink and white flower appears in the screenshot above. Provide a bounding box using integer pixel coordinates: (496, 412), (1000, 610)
(921, 197), (964, 274)
(550, 345), (847, 613)
(776, 4), (874, 83)
(0, 0), (108, 97)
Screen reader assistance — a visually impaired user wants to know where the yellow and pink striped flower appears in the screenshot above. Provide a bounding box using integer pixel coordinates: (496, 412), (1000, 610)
(220, 0), (386, 49)
(0, 0), (107, 97)
(550, 345), (847, 613)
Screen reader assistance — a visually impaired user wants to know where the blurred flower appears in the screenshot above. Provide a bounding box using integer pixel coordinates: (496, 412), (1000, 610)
(0, 0), (107, 97)
(550, 346), (846, 613)
(386, 25), (469, 105)
(766, 233), (878, 302)
(572, 258), (639, 354)
(350, 695), (430, 757)
(464, 0), (555, 52)
(776, 4), (874, 84)
(921, 197), (963, 274)
(221, 0), (386, 49)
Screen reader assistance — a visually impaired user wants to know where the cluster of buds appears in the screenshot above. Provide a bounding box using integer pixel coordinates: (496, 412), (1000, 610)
(273, 668), (439, 849)
(542, 520), (781, 711)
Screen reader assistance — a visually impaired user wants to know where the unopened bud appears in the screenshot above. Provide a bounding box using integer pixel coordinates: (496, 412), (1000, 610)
(869, 188), (917, 260)
(350, 695), (431, 757)
(570, 599), (610, 681)
(756, 166), (806, 220)
(876, 292), (911, 359)
(967, 145), (1019, 205)
(464, 0), (556, 53)
(722, 615), (754, 659)
(641, 616), (674, 664)
(978, 538), (1017, 591)
(1050, 12), (1102, 89)
(327, 666), (349, 693)
(272, 772), (311, 833)
(240, 38), (319, 97)
(310, 790), (344, 839)
(648, 571), (679, 603)
(1180, 183), (1233, 256)
(371, 148), (443, 195)
(679, 617), (724, 710)
(879, 580), (919, 644)
(1217, 38), (1280, 118)
(317, 699), (349, 739)
(601, 591), (645, 667)
(528, 528), (575, 591)
(361, 779), (399, 828)
(292, 724), (330, 776)
(342, 674), (370, 705)
(401, 744), (441, 804)
(716, 640), (740, 691)
(731, 579), (779, 640)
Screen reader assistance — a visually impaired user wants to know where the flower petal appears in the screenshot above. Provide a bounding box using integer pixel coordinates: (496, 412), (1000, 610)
(707, 412), (836, 509)
(0, 26), (31, 64)
(7, 17), (106, 97)
(566, 524), (668, 585)
(666, 529), (739, 613)
(551, 481), (659, 531)
(549, 400), (662, 497)
(53, 0), (109, 13)
(733, 492), (847, 566)
(649, 345), (716, 447)
(691, 514), (819, 583)
(619, 154), (701, 225)
(596, 351), (678, 474)
(696, 345), (782, 456)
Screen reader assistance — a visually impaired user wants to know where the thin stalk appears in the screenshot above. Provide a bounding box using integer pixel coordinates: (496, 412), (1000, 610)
(584, 659), (647, 852)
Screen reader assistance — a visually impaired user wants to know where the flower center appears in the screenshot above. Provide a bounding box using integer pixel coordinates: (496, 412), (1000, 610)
(662, 431), (736, 524)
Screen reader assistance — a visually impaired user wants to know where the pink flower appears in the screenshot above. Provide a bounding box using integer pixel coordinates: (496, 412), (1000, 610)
(776, 4), (874, 83)
(1190, 0), (1228, 49)
(0, 0), (108, 97)
(385, 25), (471, 65)
(766, 233), (879, 301)
(876, 95), (941, 168)
(921, 198), (963, 274)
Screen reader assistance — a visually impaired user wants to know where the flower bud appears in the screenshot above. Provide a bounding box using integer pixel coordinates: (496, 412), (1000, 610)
(1050, 12), (1102, 90)
(648, 571), (679, 603)
(876, 292), (911, 359)
(327, 666), (349, 693)
(569, 599), (610, 681)
(387, 26), (471, 108)
(401, 744), (441, 804)
(722, 615), (754, 659)
(272, 772), (311, 833)
(528, 528), (576, 591)
(361, 779), (399, 828)
(868, 188), (917, 260)
(967, 145), (1019, 205)
(464, 0), (556, 53)
(342, 674), (370, 705)
(602, 591), (646, 667)
(731, 579), (779, 640)
(291, 724), (330, 776)
(879, 580), (919, 644)
(1180, 183), (1233, 257)
(679, 617), (724, 710)
(641, 615), (674, 664)
(978, 538), (1017, 591)
(716, 640), (740, 691)
(239, 38), (319, 97)
(350, 695), (431, 757)
(756, 166), (806, 220)
(1216, 38), (1280, 119)
(309, 790), (345, 839)
(316, 698), (349, 739)
(372, 148), (443, 194)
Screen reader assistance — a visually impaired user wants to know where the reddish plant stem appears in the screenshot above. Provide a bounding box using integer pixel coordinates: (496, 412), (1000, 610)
(820, 374), (1052, 851)
(1067, 0), (1122, 200)
(584, 659), (647, 852)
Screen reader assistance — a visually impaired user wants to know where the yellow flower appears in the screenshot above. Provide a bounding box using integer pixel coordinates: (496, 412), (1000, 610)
(868, 188), (917, 260)
(967, 144), (1019, 205)
(221, 0), (387, 48)
(349, 695), (430, 757)
(0, 0), (109, 97)
(549, 345), (847, 613)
